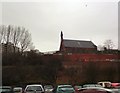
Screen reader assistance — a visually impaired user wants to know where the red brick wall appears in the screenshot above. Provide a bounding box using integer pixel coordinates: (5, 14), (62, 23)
(54, 54), (119, 62)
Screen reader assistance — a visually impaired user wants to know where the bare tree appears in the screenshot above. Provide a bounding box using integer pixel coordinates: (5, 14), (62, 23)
(103, 39), (114, 50)
(19, 30), (32, 52)
(0, 25), (8, 43)
(97, 45), (104, 51)
(0, 25), (34, 53)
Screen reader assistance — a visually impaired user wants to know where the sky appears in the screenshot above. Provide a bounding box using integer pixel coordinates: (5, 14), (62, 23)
(0, 0), (119, 52)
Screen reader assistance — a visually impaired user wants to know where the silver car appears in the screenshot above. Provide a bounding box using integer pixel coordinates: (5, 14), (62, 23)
(24, 84), (44, 93)
(44, 85), (53, 92)
(13, 87), (23, 93)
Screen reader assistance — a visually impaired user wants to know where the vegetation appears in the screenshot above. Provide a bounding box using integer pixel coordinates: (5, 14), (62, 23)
(2, 52), (63, 86)
(0, 25), (34, 53)
(2, 51), (120, 86)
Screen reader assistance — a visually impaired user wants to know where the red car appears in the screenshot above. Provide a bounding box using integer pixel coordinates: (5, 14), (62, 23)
(76, 87), (114, 93)
(111, 83), (120, 88)
(74, 86), (82, 93)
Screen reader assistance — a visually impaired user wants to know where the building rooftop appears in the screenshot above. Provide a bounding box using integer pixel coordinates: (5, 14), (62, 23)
(63, 39), (96, 48)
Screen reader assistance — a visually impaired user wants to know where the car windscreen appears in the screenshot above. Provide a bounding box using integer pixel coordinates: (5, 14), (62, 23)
(26, 86), (42, 91)
(59, 86), (73, 88)
(59, 86), (74, 91)
(44, 85), (53, 89)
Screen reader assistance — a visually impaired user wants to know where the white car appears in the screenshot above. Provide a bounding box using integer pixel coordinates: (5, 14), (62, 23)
(98, 81), (111, 88)
(83, 84), (102, 88)
(24, 84), (44, 93)
(44, 85), (53, 92)
(13, 87), (23, 93)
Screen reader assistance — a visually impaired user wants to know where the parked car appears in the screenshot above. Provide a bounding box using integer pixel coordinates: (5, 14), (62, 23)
(0, 86), (13, 93)
(74, 86), (82, 93)
(83, 84), (102, 88)
(98, 81), (111, 88)
(77, 87), (114, 93)
(111, 83), (120, 88)
(44, 85), (53, 92)
(109, 83), (120, 93)
(13, 87), (23, 93)
(53, 85), (75, 93)
(74, 86), (82, 90)
(24, 84), (44, 93)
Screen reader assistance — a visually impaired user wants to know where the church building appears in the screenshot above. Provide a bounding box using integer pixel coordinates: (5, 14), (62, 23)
(59, 31), (97, 53)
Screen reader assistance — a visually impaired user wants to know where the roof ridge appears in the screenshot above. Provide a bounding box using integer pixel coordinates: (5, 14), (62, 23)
(63, 39), (91, 42)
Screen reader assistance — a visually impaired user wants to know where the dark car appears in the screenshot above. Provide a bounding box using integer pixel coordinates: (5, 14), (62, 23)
(53, 85), (75, 93)
(0, 86), (13, 93)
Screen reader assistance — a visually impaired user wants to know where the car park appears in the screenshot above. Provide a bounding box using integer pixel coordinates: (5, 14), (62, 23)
(24, 84), (44, 93)
(53, 85), (75, 93)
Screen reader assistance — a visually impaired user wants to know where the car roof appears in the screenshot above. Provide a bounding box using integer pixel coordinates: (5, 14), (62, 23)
(81, 87), (113, 92)
(98, 81), (111, 83)
(83, 84), (102, 87)
(13, 87), (22, 89)
(0, 86), (12, 88)
(44, 85), (53, 87)
(25, 84), (44, 91)
(58, 85), (73, 87)
(25, 84), (44, 89)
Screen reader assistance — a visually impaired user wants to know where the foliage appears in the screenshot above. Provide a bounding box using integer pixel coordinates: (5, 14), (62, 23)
(2, 52), (63, 86)
(0, 25), (34, 52)
(104, 39), (114, 50)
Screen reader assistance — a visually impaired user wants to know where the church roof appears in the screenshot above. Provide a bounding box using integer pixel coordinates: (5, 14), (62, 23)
(63, 39), (96, 48)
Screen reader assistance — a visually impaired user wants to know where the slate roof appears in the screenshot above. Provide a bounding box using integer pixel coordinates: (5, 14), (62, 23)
(63, 39), (96, 48)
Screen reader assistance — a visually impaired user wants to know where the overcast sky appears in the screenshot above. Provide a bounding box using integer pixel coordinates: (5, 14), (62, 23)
(0, 0), (119, 52)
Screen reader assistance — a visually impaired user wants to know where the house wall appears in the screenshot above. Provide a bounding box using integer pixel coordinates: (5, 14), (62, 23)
(64, 47), (97, 53)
